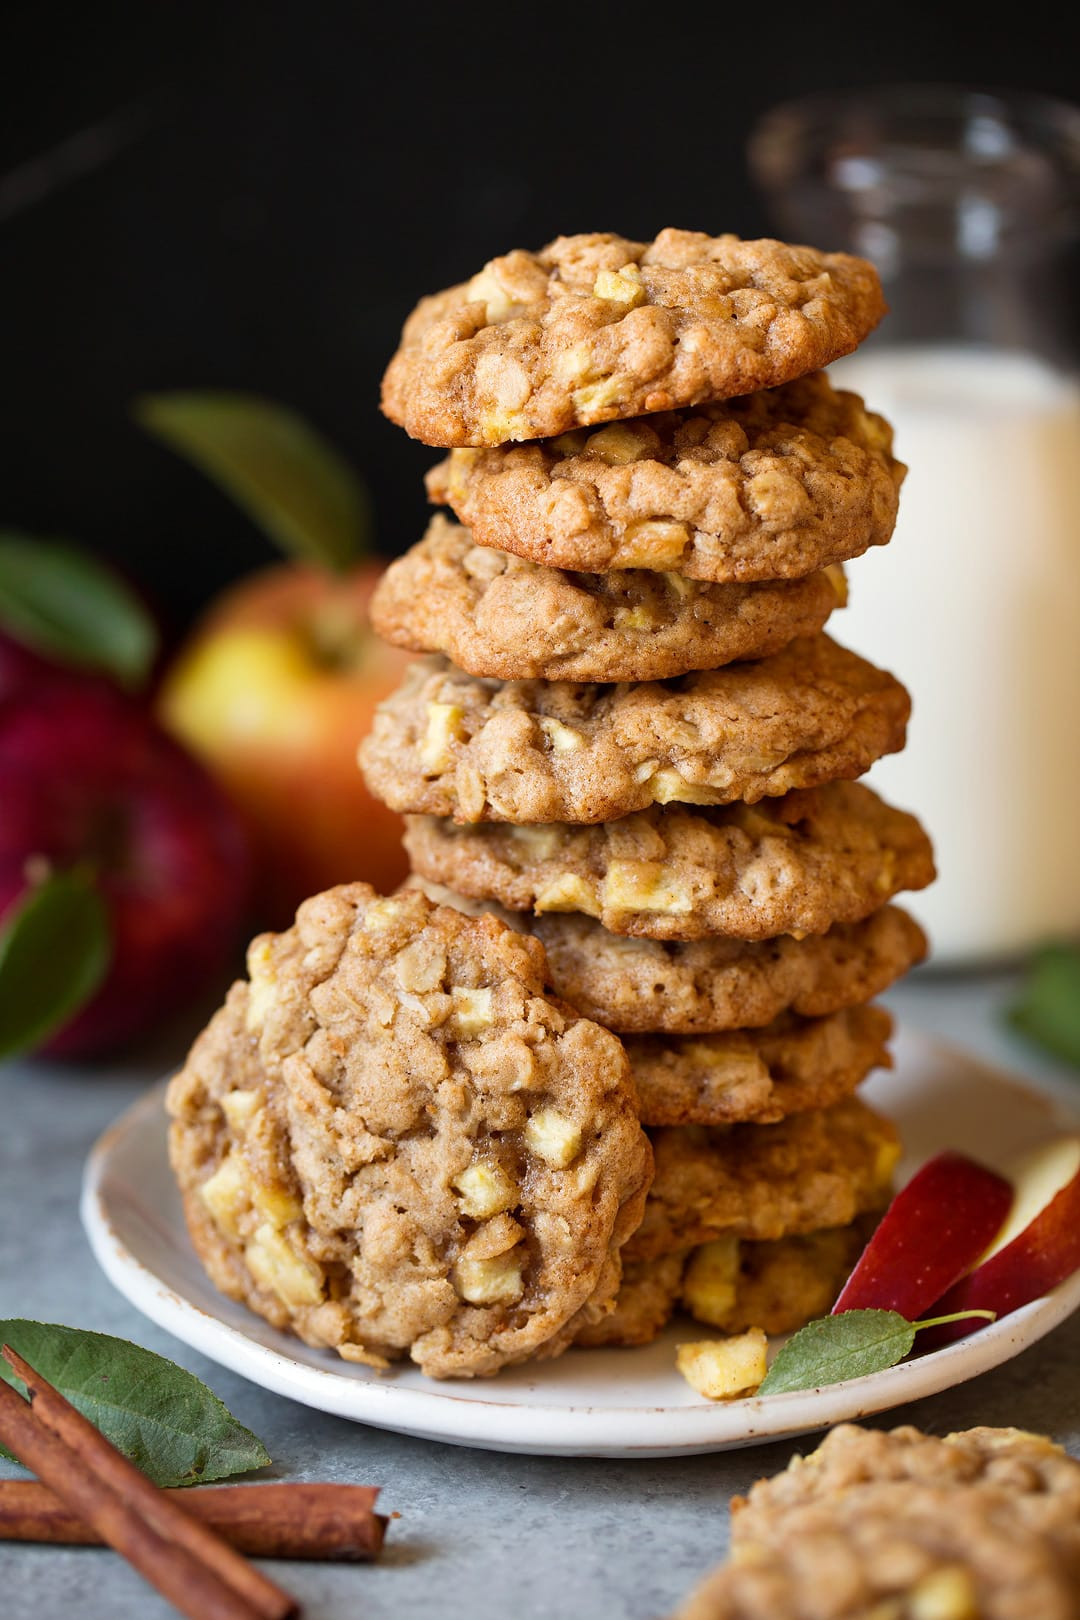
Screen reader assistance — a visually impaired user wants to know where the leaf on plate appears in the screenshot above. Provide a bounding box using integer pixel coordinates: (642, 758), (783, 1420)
(134, 391), (372, 574)
(0, 1322), (271, 1486)
(1008, 944), (1080, 1068)
(0, 534), (158, 688)
(0, 870), (111, 1059)
(758, 1308), (916, 1395)
(758, 1306), (998, 1396)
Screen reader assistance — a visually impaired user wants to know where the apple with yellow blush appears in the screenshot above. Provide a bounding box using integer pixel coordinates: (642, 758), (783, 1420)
(138, 392), (414, 927)
(158, 560), (411, 926)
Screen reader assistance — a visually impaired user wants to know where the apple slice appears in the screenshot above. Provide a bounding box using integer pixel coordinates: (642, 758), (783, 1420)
(831, 1151), (1013, 1320)
(922, 1135), (1080, 1346)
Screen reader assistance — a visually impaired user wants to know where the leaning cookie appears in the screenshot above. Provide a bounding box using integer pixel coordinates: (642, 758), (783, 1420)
(370, 514), (845, 682)
(380, 229), (886, 446)
(626, 1097), (899, 1262)
(403, 783), (936, 942)
(360, 636), (909, 825)
(672, 1425), (1080, 1620)
(427, 373), (903, 581)
(167, 884), (652, 1379)
(627, 1003), (893, 1127)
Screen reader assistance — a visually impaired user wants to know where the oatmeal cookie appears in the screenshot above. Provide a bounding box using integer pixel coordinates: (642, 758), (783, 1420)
(577, 1218), (870, 1348)
(574, 1250), (690, 1348)
(360, 637), (909, 826)
(530, 905), (926, 1033)
(403, 783), (936, 942)
(370, 514), (845, 681)
(426, 372), (903, 582)
(167, 883), (652, 1379)
(674, 1425), (1080, 1620)
(681, 1220), (872, 1337)
(380, 230), (886, 446)
(626, 1097), (899, 1262)
(734, 1423), (1080, 1529)
(406, 883), (923, 1035)
(627, 1003), (893, 1128)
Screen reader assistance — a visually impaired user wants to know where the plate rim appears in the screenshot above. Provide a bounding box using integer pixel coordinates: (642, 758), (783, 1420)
(80, 1030), (1080, 1457)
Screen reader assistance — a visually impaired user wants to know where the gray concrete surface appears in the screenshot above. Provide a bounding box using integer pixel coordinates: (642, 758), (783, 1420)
(2, 970), (1078, 1619)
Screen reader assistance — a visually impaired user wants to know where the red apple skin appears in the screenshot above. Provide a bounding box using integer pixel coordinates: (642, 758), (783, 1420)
(0, 678), (251, 1057)
(831, 1151), (1013, 1320)
(921, 1155), (1080, 1347)
(158, 561), (413, 929)
(0, 630), (78, 704)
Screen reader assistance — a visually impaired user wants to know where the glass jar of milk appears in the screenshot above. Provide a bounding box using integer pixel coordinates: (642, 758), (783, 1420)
(750, 86), (1080, 966)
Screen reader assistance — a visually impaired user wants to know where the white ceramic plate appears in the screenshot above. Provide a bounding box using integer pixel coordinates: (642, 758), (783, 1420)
(81, 1028), (1080, 1458)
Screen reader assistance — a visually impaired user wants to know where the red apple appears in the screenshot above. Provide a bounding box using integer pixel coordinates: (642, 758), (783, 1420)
(0, 629), (75, 704)
(157, 560), (412, 928)
(922, 1135), (1080, 1345)
(0, 676), (251, 1056)
(831, 1151), (1013, 1320)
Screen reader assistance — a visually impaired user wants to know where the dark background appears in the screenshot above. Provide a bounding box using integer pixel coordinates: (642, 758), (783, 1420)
(6, 1), (1080, 643)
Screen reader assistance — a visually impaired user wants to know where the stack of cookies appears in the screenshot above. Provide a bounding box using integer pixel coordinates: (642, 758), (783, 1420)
(360, 227), (936, 1352)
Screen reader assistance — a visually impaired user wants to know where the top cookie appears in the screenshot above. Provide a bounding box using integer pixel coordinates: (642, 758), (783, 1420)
(381, 230), (887, 447)
(426, 372), (904, 582)
(167, 883), (652, 1379)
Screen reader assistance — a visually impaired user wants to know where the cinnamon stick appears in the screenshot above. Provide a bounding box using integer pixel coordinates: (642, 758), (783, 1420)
(0, 1480), (387, 1560)
(0, 1344), (297, 1620)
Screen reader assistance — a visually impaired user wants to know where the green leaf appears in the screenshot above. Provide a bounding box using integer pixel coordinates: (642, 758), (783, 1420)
(134, 391), (371, 574)
(0, 1323), (270, 1486)
(1008, 944), (1080, 1068)
(0, 870), (111, 1059)
(0, 534), (158, 688)
(758, 1309), (916, 1395)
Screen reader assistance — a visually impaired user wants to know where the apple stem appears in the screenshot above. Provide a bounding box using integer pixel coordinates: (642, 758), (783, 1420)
(912, 1309), (997, 1332)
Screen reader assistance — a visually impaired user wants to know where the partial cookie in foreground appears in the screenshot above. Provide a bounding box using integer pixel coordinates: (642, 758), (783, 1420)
(361, 636), (909, 825)
(380, 229), (886, 446)
(427, 373), (904, 581)
(627, 1003), (893, 1127)
(734, 1423), (1080, 1528)
(531, 905), (926, 1033)
(371, 514), (845, 681)
(673, 1424), (1080, 1620)
(167, 883), (652, 1379)
(626, 1096), (899, 1262)
(404, 782), (936, 941)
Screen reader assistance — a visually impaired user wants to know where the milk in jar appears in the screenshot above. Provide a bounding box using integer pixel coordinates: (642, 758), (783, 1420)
(749, 85), (1080, 962)
(830, 344), (1080, 962)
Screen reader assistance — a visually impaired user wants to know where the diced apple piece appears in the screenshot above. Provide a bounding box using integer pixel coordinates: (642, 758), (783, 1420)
(925, 1135), (1080, 1345)
(452, 1250), (524, 1306)
(452, 1160), (518, 1219)
(676, 1330), (768, 1400)
(251, 1180), (304, 1229)
(447, 986), (493, 1036)
(524, 1108), (582, 1168)
(220, 1088), (261, 1131)
(682, 1237), (740, 1325)
(831, 1150), (1013, 1320)
(245, 1223), (324, 1308)
(199, 1152), (250, 1240)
